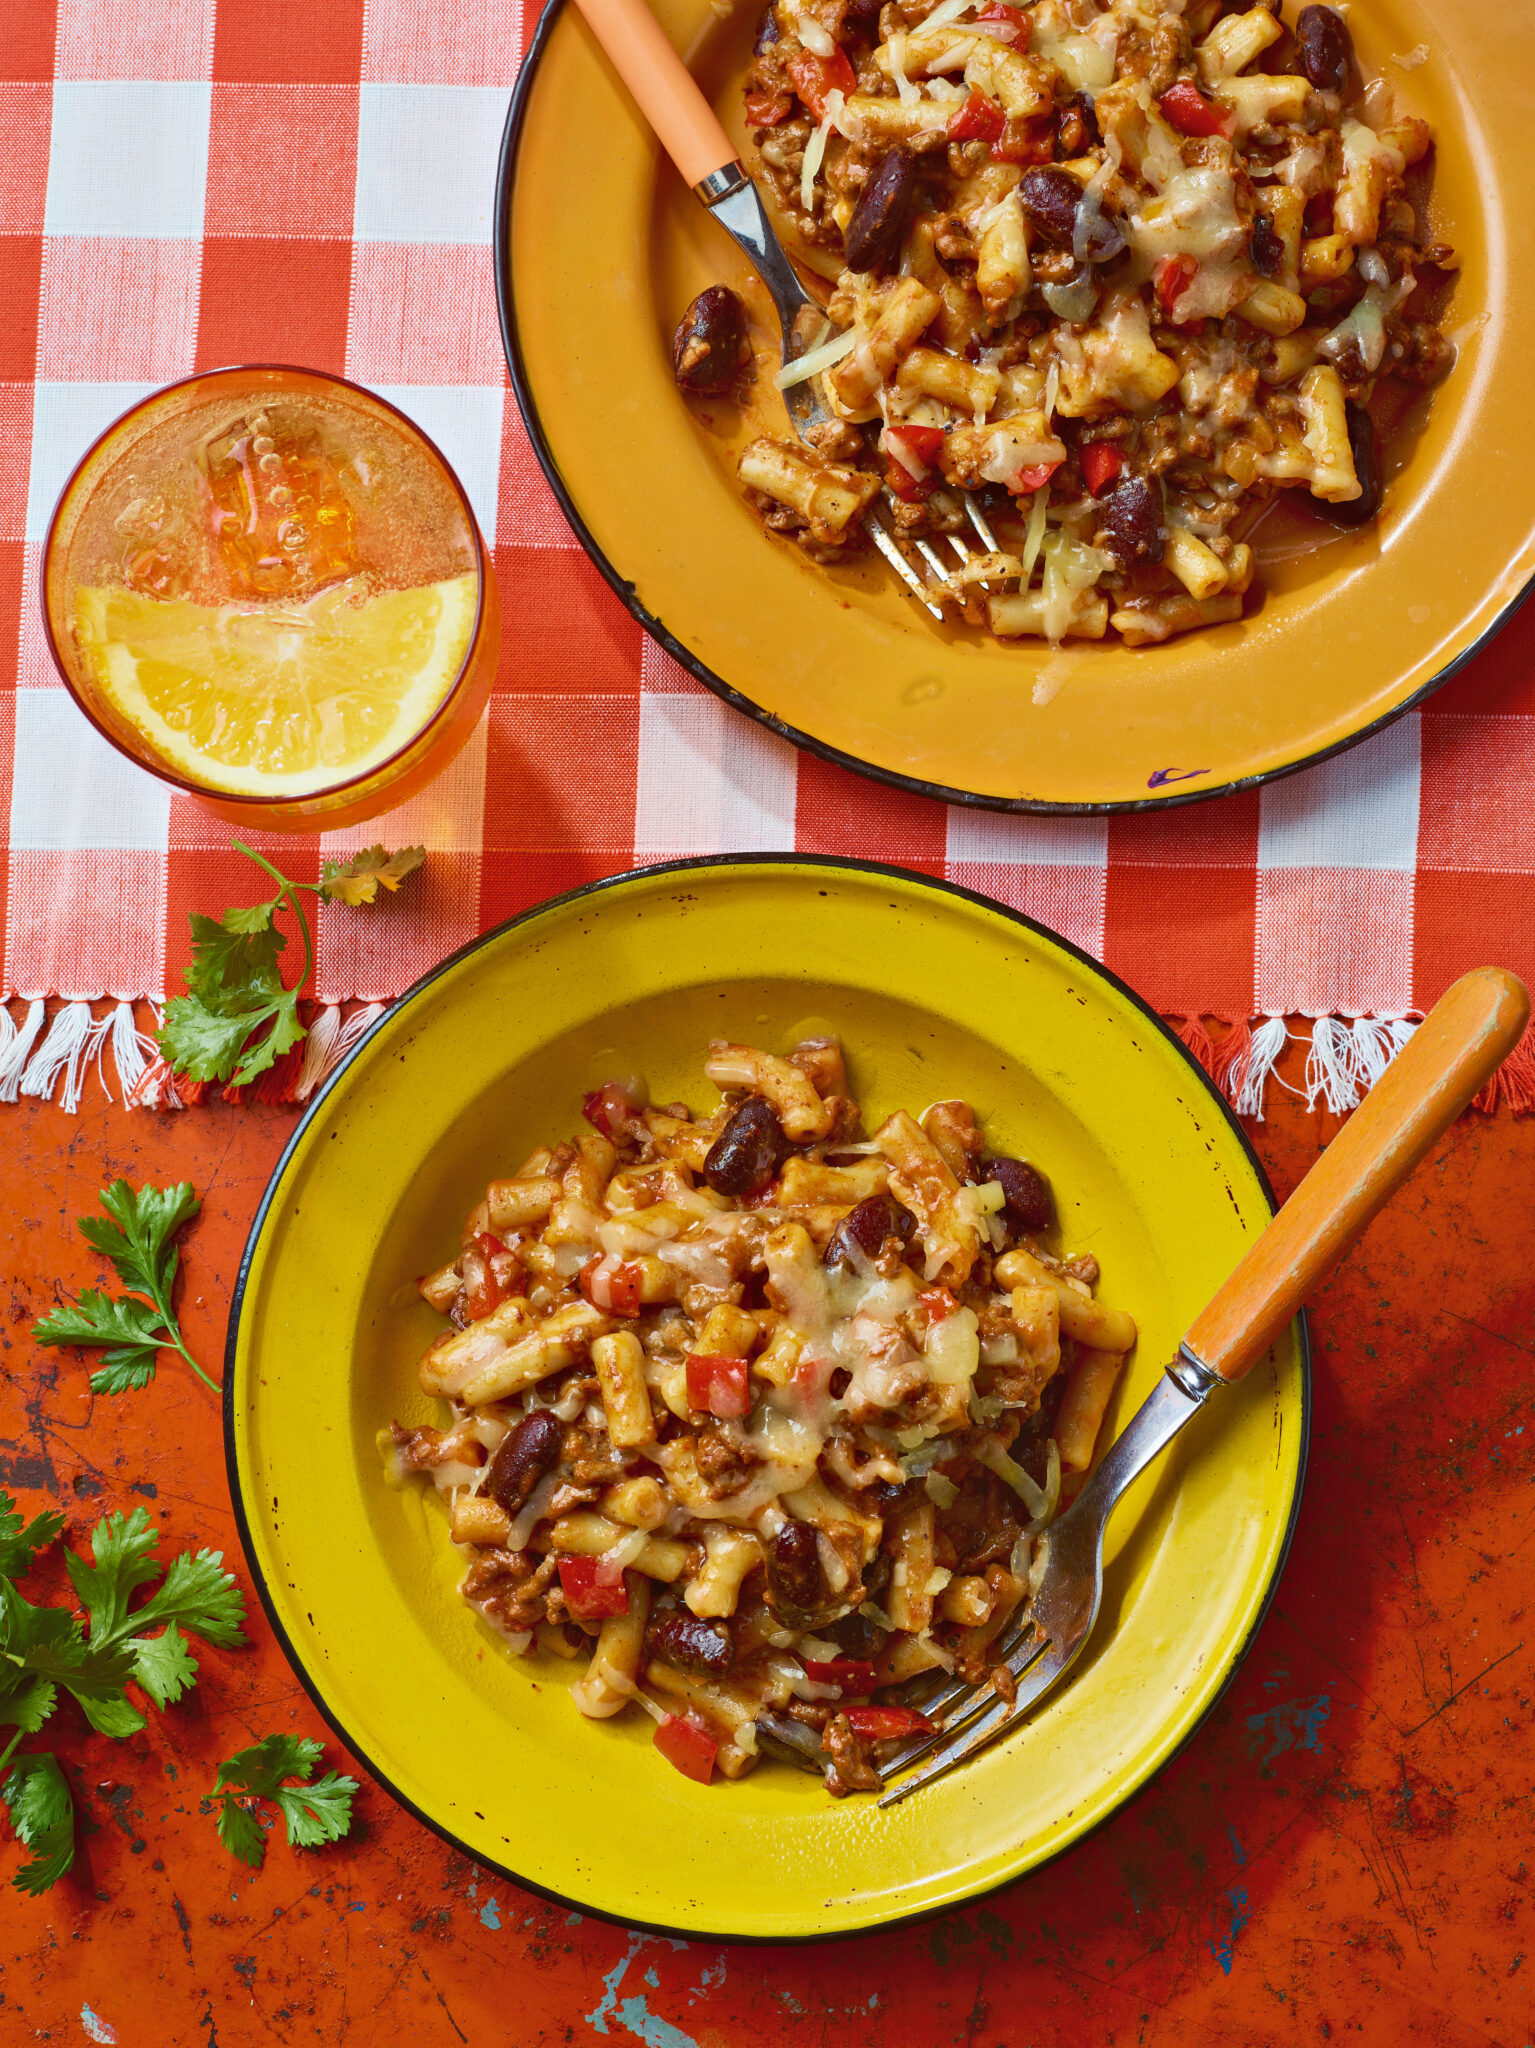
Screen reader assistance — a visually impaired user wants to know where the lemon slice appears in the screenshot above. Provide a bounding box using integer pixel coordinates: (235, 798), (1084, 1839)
(72, 573), (479, 798)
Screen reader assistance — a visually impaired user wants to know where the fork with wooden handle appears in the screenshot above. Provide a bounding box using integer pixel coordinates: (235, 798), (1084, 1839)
(878, 965), (1530, 1805)
(566, 0), (1000, 615)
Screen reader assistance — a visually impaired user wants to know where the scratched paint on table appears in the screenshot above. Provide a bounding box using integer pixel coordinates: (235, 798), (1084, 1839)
(2, 1043), (1535, 2043)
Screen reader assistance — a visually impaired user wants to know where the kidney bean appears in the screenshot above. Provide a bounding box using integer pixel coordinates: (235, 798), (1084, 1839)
(1312, 400), (1382, 527)
(672, 285), (748, 396)
(703, 1096), (789, 1196)
(1098, 474), (1165, 567)
(827, 1608), (888, 1659)
(842, 0), (883, 41)
(1295, 5), (1352, 93)
(824, 1191), (916, 1271)
(1249, 211), (1283, 279)
(983, 1155), (1054, 1234)
(764, 1520), (827, 1626)
(844, 149), (918, 275)
(753, 3), (780, 51)
(649, 1612), (736, 1677)
(485, 1409), (563, 1516)
(1018, 166), (1082, 247)
(1054, 90), (1100, 159)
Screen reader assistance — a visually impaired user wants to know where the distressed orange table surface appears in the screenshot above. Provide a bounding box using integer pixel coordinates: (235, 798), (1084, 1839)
(1, 1035), (1531, 2048)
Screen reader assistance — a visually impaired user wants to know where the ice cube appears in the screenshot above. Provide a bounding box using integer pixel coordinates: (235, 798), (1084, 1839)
(201, 405), (360, 600)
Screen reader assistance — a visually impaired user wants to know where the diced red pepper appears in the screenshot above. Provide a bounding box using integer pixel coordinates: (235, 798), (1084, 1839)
(1080, 442), (1125, 495)
(461, 1232), (511, 1321)
(884, 460), (934, 504)
(974, 3), (1030, 43)
(1158, 80), (1234, 138)
(580, 1256), (643, 1317)
(686, 1353), (751, 1420)
(787, 45), (856, 121)
(991, 113), (1054, 164)
(1011, 460), (1062, 495)
(882, 422), (945, 501)
(845, 1705), (935, 1740)
(919, 1286), (958, 1323)
(801, 1657), (879, 1692)
(947, 89), (1006, 147)
(557, 1556), (631, 1621)
(582, 1083), (634, 1138)
(745, 86), (794, 127)
(1154, 253), (1199, 313)
(654, 1711), (718, 1784)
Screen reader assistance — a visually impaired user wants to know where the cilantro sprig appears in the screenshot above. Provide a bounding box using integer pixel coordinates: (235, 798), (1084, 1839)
(32, 1179), (213, 1395)
(0, 1497), (246, 1893)
(158, 839), (423, 1090)
(207, 1734), (358, 1869)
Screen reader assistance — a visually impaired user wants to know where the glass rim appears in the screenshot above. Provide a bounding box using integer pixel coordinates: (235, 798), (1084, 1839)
(38, 361), (493, 813)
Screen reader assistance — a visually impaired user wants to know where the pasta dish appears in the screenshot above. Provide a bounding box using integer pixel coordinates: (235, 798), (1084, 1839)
(384, 1036), (1136, 1792)
(674, 0), (1452, 646)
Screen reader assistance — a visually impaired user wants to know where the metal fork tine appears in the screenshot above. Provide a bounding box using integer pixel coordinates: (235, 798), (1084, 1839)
(868, 516), (944, 620)
(963, 491), (1000, 551)
(880, 1642), (1066, 1808)
(878, 1628), (1049, 1789)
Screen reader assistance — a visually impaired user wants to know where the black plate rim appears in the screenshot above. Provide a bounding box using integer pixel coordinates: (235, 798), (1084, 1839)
(224, 851), (1312, 1945)
(492, 0), (1533, 818)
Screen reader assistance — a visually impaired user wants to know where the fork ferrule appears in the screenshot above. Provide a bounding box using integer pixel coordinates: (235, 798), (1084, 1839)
(1167, 1342), (1223, 1403)
(693, 163), (751, 206)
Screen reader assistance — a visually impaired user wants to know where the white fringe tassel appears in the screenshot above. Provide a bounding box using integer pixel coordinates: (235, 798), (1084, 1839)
(0, 1001), (46, 1103)
(18, 1001), (96, 1111)
(1230, 1016), (1291, 1120)
(108, 1002), (156, 1103)
(292, 1005), (343, 1102)
(1302, 1015), (1422, 1115)
(0, 1000), (1438, 1121)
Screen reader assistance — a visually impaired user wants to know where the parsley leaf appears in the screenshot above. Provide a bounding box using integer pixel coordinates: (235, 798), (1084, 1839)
(78, 1180), (200, 1303)
(162, 908), (304, 1088)
(0, 1497), (249, 1892)
(320, 843), (426, 907)
(32, 1182), (214, 1395)
(0, 1499), (64, 1582)
(209, 1734), (358, 1869)
(156, 839), (423, 1091)
(216, 1794), (269, 1869)
(67, 1509), (246, 1731)
(2, 1755), (75, 1896)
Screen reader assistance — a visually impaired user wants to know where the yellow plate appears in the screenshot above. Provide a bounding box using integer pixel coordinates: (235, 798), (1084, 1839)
(226, 859), (1307, 1939)
(496, 0), (1535, 812)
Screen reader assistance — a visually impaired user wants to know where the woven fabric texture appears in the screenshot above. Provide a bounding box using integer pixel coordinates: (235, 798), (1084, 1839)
(3, 0), (1533, 1038)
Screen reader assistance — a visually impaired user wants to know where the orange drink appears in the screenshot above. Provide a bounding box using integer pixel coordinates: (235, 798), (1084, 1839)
(41, 365), (500, 831)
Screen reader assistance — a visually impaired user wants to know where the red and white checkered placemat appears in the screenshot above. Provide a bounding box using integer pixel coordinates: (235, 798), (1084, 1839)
(2, 0), (1533, 1115)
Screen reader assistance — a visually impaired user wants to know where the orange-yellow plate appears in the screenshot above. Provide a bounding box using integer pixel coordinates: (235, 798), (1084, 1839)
(225, 859), (1307, 1939)
(496, 0), (1535, 811)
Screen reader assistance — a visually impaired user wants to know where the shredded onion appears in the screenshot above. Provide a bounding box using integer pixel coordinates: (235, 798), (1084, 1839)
(925, 1471), (959, 1508)
(974, 1434), (1048, 1517)
(797, 15), (835, 56)
(773, 323), (856, 391)
(1041, 275), (1098, 323)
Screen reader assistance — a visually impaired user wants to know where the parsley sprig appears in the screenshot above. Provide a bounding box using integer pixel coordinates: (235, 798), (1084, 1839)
(206, 1734), (359, 1869)
(0, 1496), (246, 1893)
(158, 839), (424, 1090)
(32, 1179), (213, 1395)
